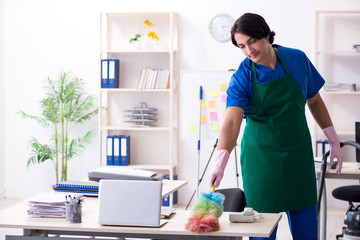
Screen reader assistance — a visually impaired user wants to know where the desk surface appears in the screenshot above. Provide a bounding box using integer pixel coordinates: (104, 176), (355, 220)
(0, 198), (282, 238)
(162, 179), (187, 197)
(316, 162), (360, 179)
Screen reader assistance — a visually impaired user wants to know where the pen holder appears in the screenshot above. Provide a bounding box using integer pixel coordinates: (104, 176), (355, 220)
(66, 202), (82, 223)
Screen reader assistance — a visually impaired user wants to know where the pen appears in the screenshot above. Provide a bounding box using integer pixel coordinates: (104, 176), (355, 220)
(68, 195), (73, 203)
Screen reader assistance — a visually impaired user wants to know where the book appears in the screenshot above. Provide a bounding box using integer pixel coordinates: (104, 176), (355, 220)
(55, 180), (99, 190)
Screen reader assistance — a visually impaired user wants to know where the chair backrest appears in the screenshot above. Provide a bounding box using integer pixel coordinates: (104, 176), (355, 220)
(215, 188), (246, 212)
(332, 185), (360, 203)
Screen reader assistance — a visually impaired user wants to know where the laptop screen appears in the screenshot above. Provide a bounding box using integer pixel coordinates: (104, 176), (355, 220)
(98, 179), (163, 226)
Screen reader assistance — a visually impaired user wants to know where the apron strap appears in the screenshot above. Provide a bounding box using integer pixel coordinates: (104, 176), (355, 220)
(250, 47), (291, 86)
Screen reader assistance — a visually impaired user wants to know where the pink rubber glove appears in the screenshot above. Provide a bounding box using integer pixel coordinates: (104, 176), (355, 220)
(208, 149), (230, 188)
(323, 126), (343, 174)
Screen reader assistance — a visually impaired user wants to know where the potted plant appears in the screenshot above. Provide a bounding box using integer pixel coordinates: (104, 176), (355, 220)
(18, 70), (98, 183)
(129, 19), (159, 50)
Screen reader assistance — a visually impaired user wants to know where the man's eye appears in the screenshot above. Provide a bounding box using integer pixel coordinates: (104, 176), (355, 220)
(239, 45), (245, 49)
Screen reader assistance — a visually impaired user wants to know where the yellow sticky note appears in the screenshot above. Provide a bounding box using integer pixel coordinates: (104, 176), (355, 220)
(220, 84), (228, 92)
(208, 100), (216, 108)
(201, 100), (206, 109)
(210, 123), (219, 131)
(222, 103), (226, 112)
(196, 88), (203, 97)
(209, 89), (218, 98)
(190, 124), (198, 133)
(201, 115), (206, 123)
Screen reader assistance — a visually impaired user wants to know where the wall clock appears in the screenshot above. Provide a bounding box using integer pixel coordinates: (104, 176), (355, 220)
(208, 14), (235, 42)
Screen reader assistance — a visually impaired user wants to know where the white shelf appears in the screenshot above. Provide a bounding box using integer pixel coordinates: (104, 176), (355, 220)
(314, 11), (360, 160)
(98, 12), (179, 205)
(101, 164), (176, 171)
(100, 49), (176, 54)
(101, 88), (171, 93)
(316, 51), (360, 55)
(100, 126), (172, 131)
(321, 91), (360, 95)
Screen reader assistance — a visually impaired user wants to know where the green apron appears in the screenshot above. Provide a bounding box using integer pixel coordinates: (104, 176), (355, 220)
(240, 49), (317, 213)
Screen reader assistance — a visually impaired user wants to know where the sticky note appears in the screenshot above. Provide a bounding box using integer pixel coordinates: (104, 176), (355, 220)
(210, 112), (218, 121)
(220, 84), (228, 92)
(210, 123), (219, 131)
(190, 124), (197, 132)
(208, 100), (216, 108)
(222, 103), (226, 112)
(221, 94), (227, 103)
(201, 115), (206, 123)
(209, 89), (218, 98)
(196, 88), (204, 97)
(201, 100), (206, 109)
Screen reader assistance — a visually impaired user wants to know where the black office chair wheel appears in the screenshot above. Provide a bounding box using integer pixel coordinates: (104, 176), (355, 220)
(332, 185), (360, 203)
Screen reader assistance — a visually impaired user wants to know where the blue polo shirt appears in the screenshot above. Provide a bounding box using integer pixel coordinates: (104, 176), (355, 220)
(226, 45), (325, 118)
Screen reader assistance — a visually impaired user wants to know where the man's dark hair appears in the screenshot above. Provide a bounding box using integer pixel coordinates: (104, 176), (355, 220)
(231, 13), (276, 47)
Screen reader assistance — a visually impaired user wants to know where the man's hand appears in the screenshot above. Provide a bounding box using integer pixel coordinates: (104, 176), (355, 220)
(208, 149), (230, 188)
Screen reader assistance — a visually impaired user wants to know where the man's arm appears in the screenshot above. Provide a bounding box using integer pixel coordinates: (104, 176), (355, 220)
(306, 92), (333, 129)
(217, 106), (244, 153)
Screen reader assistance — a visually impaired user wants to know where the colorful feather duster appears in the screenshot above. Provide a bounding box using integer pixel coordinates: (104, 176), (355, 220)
(185, 185), (225, 233)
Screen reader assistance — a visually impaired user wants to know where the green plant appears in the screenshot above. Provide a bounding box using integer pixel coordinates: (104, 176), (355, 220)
(18, 70), (98, 183)
(129, 19), (159, 43)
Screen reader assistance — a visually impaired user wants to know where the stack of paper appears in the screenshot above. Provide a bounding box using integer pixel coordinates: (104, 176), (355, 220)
(26, 192), (80, 218)
(324, 83), (356, 92)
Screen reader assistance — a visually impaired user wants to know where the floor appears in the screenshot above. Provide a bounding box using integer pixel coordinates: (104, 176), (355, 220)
(0, 198), (345, 240)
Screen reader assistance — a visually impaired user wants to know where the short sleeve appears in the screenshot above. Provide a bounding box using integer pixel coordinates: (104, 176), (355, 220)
(305, 56), (325, 99)
(226, 63), (253, 117)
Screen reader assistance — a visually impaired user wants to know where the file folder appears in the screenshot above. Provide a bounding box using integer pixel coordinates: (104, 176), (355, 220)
(101, 59), (119, 88)
(101, 59), (108, 88)
(162, 175), (178, 206)
(108, 59), (119, 88)
(120, 135), (130, 166)
(106, 136), (114, 165)
(113, 136), (121, 166)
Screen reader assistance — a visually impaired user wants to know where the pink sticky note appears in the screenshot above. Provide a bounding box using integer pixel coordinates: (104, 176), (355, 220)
(221, 94), (227, 103)
(210, 112), (218, 121)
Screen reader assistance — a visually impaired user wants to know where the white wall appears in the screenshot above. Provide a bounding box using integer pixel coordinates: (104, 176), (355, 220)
(3, 0), (360, 208)
(0, 0), (5, 199)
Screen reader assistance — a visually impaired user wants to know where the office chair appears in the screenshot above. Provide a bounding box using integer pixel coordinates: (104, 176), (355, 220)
(327, 141), (360, 240)
(215, 188), (246, 240)
(215, 188), (246, 212)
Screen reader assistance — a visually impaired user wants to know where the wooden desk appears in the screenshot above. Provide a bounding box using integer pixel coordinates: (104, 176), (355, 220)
(0, 198), (282, 239)
(162, 179), (187, 197)
(316, 162), (360, 240)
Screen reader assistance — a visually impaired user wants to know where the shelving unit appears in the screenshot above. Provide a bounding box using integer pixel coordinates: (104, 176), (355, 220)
(98, 12), (179, 205)
(314, 11), (360, 160)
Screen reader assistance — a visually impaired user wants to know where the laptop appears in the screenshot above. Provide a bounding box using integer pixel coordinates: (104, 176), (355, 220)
(98, 179), (168, 227)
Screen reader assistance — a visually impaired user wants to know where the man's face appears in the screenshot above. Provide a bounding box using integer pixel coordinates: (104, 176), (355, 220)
(234, 33), (272, 65)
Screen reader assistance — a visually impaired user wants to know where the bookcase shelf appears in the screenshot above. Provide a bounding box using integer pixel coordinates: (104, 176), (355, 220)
(314, 11), (360, 157)
(98, 12), (179, 207)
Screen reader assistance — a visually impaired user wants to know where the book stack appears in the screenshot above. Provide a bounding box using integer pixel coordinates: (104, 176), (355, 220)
(137, 67), (170, 90)
(53, 180), (99, 196)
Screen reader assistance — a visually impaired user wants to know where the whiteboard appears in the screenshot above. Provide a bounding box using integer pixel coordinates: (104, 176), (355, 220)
(180, 70), (234, 139)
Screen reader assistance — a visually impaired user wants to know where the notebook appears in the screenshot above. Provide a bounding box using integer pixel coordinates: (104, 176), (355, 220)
(98, 179), (168, 227)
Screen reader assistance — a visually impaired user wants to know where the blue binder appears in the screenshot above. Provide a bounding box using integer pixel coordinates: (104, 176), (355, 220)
(162, 175), (178, 206)
(101, 59), (108, 88)
(106, 136), (114, 165)
(120, 135), (130, 166)
(108, 59), (119, 88)
(113, 136), (121, 166)
(101, 59), (119, 88)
